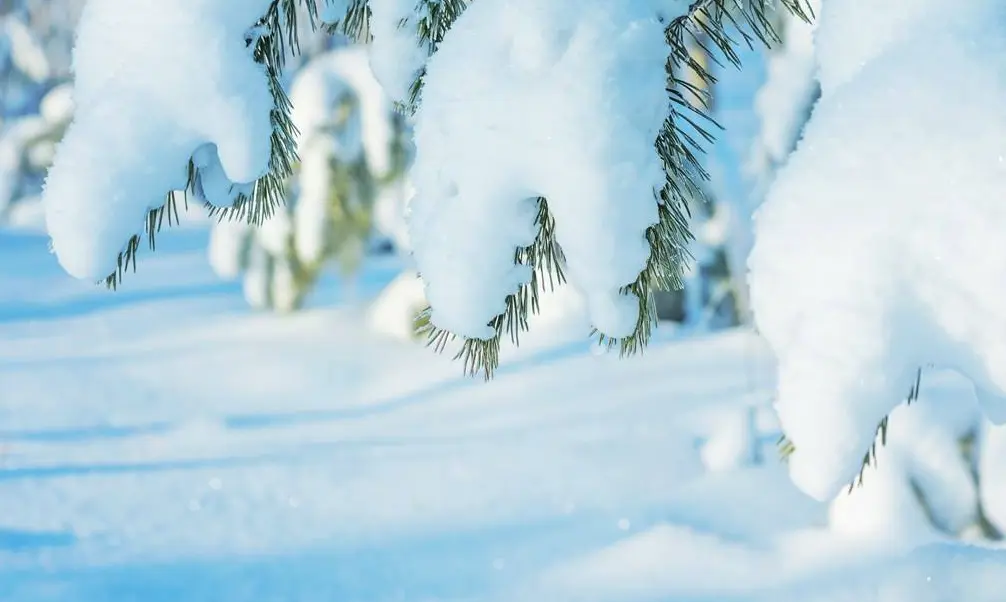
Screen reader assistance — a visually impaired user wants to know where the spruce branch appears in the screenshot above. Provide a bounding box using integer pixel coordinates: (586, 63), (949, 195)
(104, 0), (326, 289)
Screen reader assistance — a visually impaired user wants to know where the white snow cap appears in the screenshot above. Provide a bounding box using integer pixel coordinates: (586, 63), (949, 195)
(749, 0), (1006, 501)
(408, 0), (682, 340)
(42, 0), (275, 280)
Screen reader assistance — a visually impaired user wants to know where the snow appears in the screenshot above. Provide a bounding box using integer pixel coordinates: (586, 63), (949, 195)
(367, 0), (427, 104)
(408, 0), (675, 340)
(700, 405), (758, 472)
(747, 0), (1006, 501)
(1, 223), (1006, 599)
(746, 2), (819, 197)
(13, 0), (1006, 598)
(814, 0), (979, 96)
(42, 0), (276, 280)
(828, 372), (985, 547)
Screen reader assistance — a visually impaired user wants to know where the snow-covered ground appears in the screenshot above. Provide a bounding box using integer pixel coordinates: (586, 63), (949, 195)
(0, 225), (1004, 601)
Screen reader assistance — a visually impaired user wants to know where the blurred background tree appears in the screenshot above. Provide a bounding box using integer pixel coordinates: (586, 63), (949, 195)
(208, 41), (413, 313)
(0, 0), (82, 228)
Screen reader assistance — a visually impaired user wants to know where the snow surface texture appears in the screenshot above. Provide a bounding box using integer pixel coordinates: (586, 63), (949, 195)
(42, 0), (275, 280)
(5, 225), (1006, 600)
(748, 0), (1006, 501)
(408, 0), (678, 340)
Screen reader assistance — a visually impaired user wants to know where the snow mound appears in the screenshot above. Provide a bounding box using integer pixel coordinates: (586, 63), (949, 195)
(42, 0), (275, 280)
(749, 0), (1006, 500)
(407, 0), (678, 340)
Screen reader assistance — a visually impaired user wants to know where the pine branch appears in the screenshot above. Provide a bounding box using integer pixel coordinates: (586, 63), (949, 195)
(408, 0), (812, 378)
(104, 0), (324, 289)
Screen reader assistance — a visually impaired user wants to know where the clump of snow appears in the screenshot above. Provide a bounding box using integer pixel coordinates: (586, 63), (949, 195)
(408, 0), (679, 340)
(748, 0), (1006, 500)
(367, 0), (427, 104)
(746, 1), (819, 196)
(42, 0), (276, 280)
(730, 3), (819, 321)
(829, 373), (984, 546)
